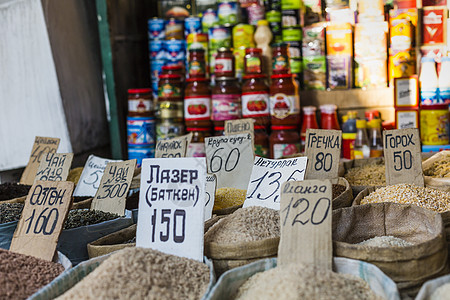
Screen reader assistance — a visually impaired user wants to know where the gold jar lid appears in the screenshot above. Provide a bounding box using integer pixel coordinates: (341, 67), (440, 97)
(157, 101), (184, 119)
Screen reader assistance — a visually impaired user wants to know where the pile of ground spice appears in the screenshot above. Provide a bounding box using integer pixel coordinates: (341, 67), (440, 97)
(332, 184), (346, 199)
(0, 203), (24, 224)
(0, 249), (64, 299)
(0, 182), (31, 201)
(58, 247), (209, 300)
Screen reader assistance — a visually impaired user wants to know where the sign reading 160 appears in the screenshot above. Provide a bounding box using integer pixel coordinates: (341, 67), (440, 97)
(209, 147), (240, 173)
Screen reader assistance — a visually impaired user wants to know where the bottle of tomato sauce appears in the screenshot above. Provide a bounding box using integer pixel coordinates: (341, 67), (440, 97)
(270, 73), (300, 126)
(241, 74), (270, 127)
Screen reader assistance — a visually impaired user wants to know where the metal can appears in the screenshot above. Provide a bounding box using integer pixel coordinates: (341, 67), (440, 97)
(148, 18), (165, 40)
(165, 18), (184, 40)
(282, 9), (301, 27)
(127, 116), (156, 146)
(247, 3), (265, 25)
(420, 104), (450, 145)
(285, 40), (302, 58)
(282, 26), (302, 42)
(128, 146), (155, 167)
(164, 40), (186, 61)
(157, 101), (184, 119)
(202, 9), (219, 33)
(156, 119), (185, 141)
(217, 1), (239, 26)
(184, 16), (202, 37)
(270, 0), (282, 10)
(232, 24), (255, 49)
(208, 26), (232, 51)
(149, 40), (165, 61)
(150, 60), (165, 81)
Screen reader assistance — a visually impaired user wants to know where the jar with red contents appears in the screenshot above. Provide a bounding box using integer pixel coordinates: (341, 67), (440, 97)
(211, 77), (242, 128)
(127, 88), (153, 116)
(158, 74), (183, 101)
(242, 74), (270, 127)
(300, 106), (319, 151)
(161, 65), (185, 82)
(254, 125), (270, 158)
(214, 126), (225, 136)
(269, 125), (301, 159)
(320, 104), (340, 130)
(272, 43), (290, 74)
(188, 49), (207, 78)
(184, 77), (211, 128)
(214, 48), (235, 77)
(244, 48), (263, 75)
(270, 74), (300, 126)
(186, 127), (211, 157)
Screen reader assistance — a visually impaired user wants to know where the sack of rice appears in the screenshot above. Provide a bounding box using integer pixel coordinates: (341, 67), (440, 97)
(415, 274), (450, 300)
(423, 151), (450, 192)
(212, 188), (246, 215)
(338, 157), (385, 198)
(1, 249), (71, 299)
(331, 177), (353, 210)
(204, 206), (280, 275)
(334, 202), (448, 298)
(206, 257), (400, 300)
(30, 247), (215, 300)
(87, 224), (136, 259)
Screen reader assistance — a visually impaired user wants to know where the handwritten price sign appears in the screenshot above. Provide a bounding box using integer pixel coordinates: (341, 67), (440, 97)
(278, 180), (332, 269)
(304, 129), (341, 179)
(383, 128), (424, 186)
(204, 174), (217, 221)
(10, 181), (74, 261)
(155, 133), (192, 158)
(243, 156), (308, 210)
(35, 153), (74, 182)
(73, 155), (121, 197)
(137, 157), (206, 261)
(91, 160), (136, 215)
(20, 137), (60, 185)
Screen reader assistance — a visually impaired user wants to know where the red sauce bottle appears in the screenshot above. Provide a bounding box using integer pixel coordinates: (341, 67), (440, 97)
(270, 74), (300, 126)
(300, 106), (319, 151)
(320, 104), (340, 130)
(242, 74), (270, 127)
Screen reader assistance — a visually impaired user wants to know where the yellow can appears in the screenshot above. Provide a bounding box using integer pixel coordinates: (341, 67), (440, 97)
(420, 104), (449, 145)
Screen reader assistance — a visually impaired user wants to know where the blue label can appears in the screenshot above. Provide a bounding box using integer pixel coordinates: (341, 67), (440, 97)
(164, 40), (186, 61)
(184, 16), (202, 37)
(148, 18), (165, 40)
(149, 40), (166, 61)
(150, 60), (165, 81)
(127, 116), (156, 146)
(128, 146), (155, 167)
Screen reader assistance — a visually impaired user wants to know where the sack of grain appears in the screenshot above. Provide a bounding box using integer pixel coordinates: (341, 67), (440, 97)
(338, 157), (385, 198)
(205, 257), (400, 300)
(333, 202), (448, 298)
(331, 177), (353, 210)
(70, 197), (92, 209)
(205, 206), (280, 276)
(87, 224), (136, 259)
(423, 151), (450, 192)
(415, 274), (450, 300)
(29, 249), (216, 300)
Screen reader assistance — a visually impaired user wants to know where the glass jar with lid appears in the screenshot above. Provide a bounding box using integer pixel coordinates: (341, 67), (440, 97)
(185, 127), (211, 157)
(270, 73), (300, 126)
(244, 48), (263, 75)
(254, 125), (270, 158)
(272, 43), (290, 74)
(161, 65), (185, 82)
(127, 88), (153, 117)
(211, 77), (242, 128)
(184, 77), (211, 128)
(188, 49), (207, 78)
(158, 74), (183, 102)
(242, 74), (270, 127)
(214, 47), (235, 77)
(269, 125), (301, 159)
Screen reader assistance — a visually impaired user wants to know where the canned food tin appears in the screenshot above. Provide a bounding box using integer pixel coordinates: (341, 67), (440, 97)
(158, 101), (184, 119)
(270, 0), (281, 10)
(127, 116), (156, 146)
(290, 57), (303, 73)
(282, 9), (301, 27)
(282, 26), (302, 42)
(218, 1), (239, 26)
(150, 60), (165, 81)
(281, 0), (302, 10)
(165, 18), (184, 40)
(148, 18), (165, 40)
(286, 41), (302, 58)
(420, 104), (449, 145)
(157, 120), (185, 141)
(233, 24), (255, 49)
(149, 40), (165, 61)
(202, 9), (219, 33)
(164, 40), (186, 61)
(247, 3), (265, 25)
(128, 146), (155, 167)
(184, 16), (202, 37)
(208, 26), (232, 52)
(266, 10), (282, 22)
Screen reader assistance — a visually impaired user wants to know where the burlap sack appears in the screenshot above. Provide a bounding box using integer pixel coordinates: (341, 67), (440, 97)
(87, 224), (136, 259)
(212, 257), (275, 277)
(212, 205), (242, 216)
(332, 177), (353, 210)
(70, 197), (93, 210)
(422, 151), (450, 192)
(333, 202), (448, 298)
(338, 157), (385, 198)
(2, 195), (26, 204)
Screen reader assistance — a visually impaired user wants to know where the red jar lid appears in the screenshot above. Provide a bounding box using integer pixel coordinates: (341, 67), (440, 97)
(421, 104), (449, 110)
(271, 74), (293, 79)
(243, 74), (266, 80)
(128, 88), (152, 94)
(162, 65), (182, 70)
(214, 126), (225, 130)
(186, 77), (209, 82)
(159, 74), (182, 79)
(245, 47), (262, 54)
(187, 127), (211, 131)
(271, 125), (297, 130)
(254, 125), (267, 130)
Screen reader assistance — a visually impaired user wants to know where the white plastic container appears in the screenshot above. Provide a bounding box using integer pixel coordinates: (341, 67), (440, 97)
(420, 57), (439, 105)
(439, 56), (450, 104)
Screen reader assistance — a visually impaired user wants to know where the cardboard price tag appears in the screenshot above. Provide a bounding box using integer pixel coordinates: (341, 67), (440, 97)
(73, 155), (121, 197)
(383, 128), (424, 186)
(243, 156), (308, 210)
(205, 133), (254, 190)
(10, 181), (74, 261)
(224, 119), (255, 147)
(155, 133), (193, 158)
(35, 153), (74, 182)
(278, 180), (332, 269)
(305, 129), (342, 180)
(204, 174), (217, 221)
(20, 136), (60, 185)
(91, 160), (136, 216)
(136, 157), (206, 261)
